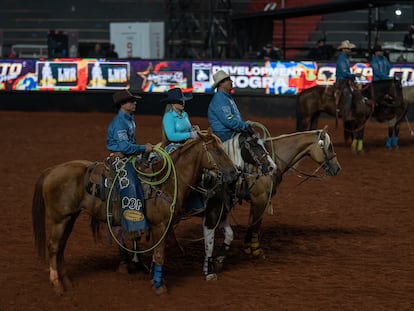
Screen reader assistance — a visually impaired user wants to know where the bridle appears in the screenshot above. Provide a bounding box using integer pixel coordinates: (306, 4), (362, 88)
(183, 137), (232, 199)
(316, 130), (337, 174)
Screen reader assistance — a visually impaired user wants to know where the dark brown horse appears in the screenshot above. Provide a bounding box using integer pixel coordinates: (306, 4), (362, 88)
(32, 131), (238, 295)
(201, 126), (341, 281)
(297, 79), (406, 152)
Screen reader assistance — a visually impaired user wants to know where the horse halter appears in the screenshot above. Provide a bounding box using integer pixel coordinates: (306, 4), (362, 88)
(316, 131), (337, 173)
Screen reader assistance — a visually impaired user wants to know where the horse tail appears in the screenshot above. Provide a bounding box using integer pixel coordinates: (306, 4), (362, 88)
(32, 169), (50, 259)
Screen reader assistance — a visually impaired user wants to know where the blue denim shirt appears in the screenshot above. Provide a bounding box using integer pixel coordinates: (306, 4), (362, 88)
(335, 52), (356, 84)
(162, 109), (192, 142)
(208, 90), (247, 142)
(370, 55), (391, 81)
(106, 110), (146, 155)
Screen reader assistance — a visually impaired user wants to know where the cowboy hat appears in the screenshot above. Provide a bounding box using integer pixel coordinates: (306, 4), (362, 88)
(112, 89), (141, 107)
(212, 70), (231, 89)
(373, 44), (383, 52)
(160, 88), (193, 103)
(337, 40), (356, 50)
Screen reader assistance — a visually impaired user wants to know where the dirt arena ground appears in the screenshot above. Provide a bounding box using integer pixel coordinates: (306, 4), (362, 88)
(1, 111), (413, 311)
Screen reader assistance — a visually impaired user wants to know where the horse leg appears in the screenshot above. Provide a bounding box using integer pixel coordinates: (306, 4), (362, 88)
(243, 176), (271, 258)
(48, 213), (79, 294)
(203, 216), (218, 281)
(356, 128), (365, 154)
(310, 112), (320, 130)
(243, 220), (264, 258)
(214, 218), (234, 272)
(242, 208), (265, 258)
(393, 123), (400, 149)
(386, 125), (393, 149)
(343, 121), (354, 147)
(112, 226), (130, 274)
(150, 223), (167, 295)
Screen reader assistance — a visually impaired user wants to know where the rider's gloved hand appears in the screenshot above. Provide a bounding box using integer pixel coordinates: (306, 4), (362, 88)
(190, 131), (199, 139)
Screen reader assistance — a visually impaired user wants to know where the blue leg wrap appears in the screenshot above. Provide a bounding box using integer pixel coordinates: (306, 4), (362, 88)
(392, 136), (398, 147)
(151, 263), (163, 289)
(385, 137), (392, 149)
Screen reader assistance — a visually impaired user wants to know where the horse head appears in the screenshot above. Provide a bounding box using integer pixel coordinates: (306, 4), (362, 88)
(194, 129), (239, 184)
(238, 127), (277, 175)
(309, 125), (341, 176)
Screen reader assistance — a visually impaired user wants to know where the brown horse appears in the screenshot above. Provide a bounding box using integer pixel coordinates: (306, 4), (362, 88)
(32, 131), (238, 295)
(201, 126), (341, 281)
(297, 79), (406, 152)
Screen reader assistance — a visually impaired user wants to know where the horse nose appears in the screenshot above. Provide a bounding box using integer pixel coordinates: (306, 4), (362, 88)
(328, 163), (341, 176)
(225, 167), (240, 183)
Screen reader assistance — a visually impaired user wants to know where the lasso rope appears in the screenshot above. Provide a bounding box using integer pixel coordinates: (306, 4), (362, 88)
(106, 146), (177, 254)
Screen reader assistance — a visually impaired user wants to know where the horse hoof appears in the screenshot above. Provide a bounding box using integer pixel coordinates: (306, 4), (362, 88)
(251, 248), (266, 259)
(62, 277), (73, 290)
(116, 261), (129, 274)
(205, 273), (218, 281)
(52, 283), (65, 296)
(152, 284), (168, 295)
(214, 260), (224, 272)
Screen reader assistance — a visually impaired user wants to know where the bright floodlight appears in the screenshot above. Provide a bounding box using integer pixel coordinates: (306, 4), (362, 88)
(395, 9), (402, 16)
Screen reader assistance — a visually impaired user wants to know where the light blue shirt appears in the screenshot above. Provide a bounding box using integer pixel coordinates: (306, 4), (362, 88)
(208, 90), (247, 142)
(162, 109), (192, 142)
(106, 110), (146, 155)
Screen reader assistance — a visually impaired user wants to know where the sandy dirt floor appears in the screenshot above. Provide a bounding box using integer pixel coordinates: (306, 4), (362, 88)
(1, 111), (413, 311)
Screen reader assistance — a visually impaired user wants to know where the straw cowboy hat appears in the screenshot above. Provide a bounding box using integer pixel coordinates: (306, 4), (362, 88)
(212, 70), (231, 89)
(160, 88), (193, 103)
(337, 40), (356, 50)
(112, 89), (141, 107)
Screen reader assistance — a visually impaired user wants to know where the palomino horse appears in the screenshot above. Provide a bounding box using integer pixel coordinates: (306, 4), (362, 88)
(32, 131), (238, 295)
(201, 126), (341, 281)
(201, 129), (277, 280)
(297, 78), (406, 152)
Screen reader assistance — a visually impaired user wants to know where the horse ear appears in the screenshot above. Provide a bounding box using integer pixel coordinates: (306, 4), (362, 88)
(320, 125), (328, 139)
(208, 127), (212, 135)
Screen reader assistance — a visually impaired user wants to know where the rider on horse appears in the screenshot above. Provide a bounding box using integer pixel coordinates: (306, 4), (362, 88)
(208, 70), (252, 142)
(370, 44), (400, 149)
(161, 87), (204, 214)
(106, 89), (153, 271)
(335, 40), (364, 152)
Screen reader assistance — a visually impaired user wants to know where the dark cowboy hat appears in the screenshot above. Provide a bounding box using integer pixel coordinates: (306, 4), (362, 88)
(160, 88), (193, 103)
(112, 89), (141, 107)
(373, 44), (383, 52)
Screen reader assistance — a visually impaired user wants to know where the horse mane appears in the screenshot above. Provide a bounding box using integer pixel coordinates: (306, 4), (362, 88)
(267, 129), (320, 141)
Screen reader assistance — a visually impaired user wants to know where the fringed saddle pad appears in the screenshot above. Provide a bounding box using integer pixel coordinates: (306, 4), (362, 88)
(222, 133), (244, 168)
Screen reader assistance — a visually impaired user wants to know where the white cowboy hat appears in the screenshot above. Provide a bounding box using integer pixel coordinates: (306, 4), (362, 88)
(337, 40), (356, 50)
(212, 70), (231, 89)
